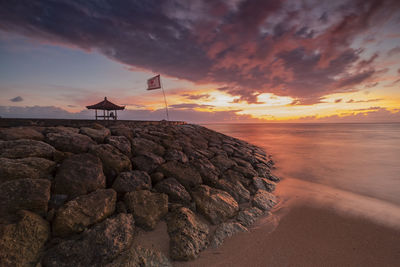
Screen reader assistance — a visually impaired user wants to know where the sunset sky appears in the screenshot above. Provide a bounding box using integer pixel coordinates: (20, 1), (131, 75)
(0, 0), (399, 123)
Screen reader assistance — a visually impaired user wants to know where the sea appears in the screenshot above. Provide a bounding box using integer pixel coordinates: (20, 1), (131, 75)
(204, 123), (400, 228)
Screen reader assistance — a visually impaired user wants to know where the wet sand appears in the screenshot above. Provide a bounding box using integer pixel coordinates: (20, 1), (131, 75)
(175, 205), (400, 267)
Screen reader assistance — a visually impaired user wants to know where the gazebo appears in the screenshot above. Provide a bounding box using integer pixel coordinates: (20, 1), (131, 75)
(86, 97), (125, 120)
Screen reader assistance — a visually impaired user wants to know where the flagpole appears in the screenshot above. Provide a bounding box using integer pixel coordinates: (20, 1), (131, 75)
(160, 78), (170, 121)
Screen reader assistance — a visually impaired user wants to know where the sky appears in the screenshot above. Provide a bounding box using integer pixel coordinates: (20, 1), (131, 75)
(0, 0), (399, 123)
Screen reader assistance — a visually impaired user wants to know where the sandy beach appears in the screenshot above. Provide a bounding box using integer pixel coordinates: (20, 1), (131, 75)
(174, 204), (400, 267)
(171, 177), (400, 267)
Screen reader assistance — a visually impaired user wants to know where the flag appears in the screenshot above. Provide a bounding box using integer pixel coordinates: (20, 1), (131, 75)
(147, 75), (161, 90)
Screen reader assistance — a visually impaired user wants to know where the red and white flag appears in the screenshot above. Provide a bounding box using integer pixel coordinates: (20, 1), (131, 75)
(147, 75), (161, 90)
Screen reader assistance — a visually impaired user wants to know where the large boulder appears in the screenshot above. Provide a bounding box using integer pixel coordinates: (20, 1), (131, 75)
(164, 149), (188, 163)
(45, 132), (96, 153)
(0, 157), (56, 184)
(154, 178), (192, 205)
(252, 189), (278, 211)
(192, 185), (239, 225)
(157, 161), (202, 190)
(106, 245), (172, 267)
(216, 179), (250, 204)
(253, 176), (276, 192)
(80, 127), (111, 143)
(53, 153), (106, 198)
(0, 178), (51, 216)
(210, 222), (248, 248)
(105, 136), (131, 156)
(131, 137), (165, 156)
(233, 165), (258, 179)
(0, 127), (44, 141)
(167, 207), (209, 261)
(131, 152), (165, 173)
(90, 144), (132, 182)
(52, 189), (117, 237)
(43, 126), (80, 135)
(190, 158), (219, 186)
(124, 190), (168, 230)
(42, 213), (135, 267)
(112, 170), (152, 195)
(236, 207), (264, 227)
(0, 210), (50, 266)
(210, 154), (237, 173)
(0, 139), (55, 159)
(221, 169), (251, 186)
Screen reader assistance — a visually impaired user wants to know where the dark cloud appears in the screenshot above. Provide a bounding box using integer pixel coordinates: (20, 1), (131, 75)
(180, 93), (211, 100)
(335, 99), (342, 103)
(169, 103), (214, 109)
(9, 96), (23, 102)
(346, 98), (382, 103)
(387, 46), (400, 56)
(0, 0), (398, 104)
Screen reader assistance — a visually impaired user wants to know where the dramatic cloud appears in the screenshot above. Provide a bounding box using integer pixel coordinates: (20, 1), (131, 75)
(9, 96), (23, 102)
(181, 93), (211, 100)
(0, 0), (398, 104)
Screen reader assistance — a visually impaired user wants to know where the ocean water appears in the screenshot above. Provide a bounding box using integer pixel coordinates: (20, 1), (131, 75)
(204, 123), (400, 222)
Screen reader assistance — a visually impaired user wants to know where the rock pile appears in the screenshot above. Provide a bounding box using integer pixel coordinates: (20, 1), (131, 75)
(0, 122), (279, 265)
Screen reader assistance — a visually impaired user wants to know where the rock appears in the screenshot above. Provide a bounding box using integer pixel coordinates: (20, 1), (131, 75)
(42, 213), (135, 267)
(52, 189), (117, 237)
(80, 127), (111, 143)
(221, 169), (251, 186)
(164, 149), (188, 163)
(236, 207), (264, 227)
(0, 157), (56, 184)
(233, 165), (258, 179)
(124, 190), (168, 230)
(131, 152), (165, 173)
(90, 144), (132, 183)
(192, 185), (239, 225)
(0, 127), (44, 141)
(0, 210), (50, 266)
(255, 163), (271, 178)
(45, 132), (96, 153)
(0, 178), (51, 216)
(131, 137), (165, 156)
(106, 245), (172, 267)
(190, 158), (219, 186)
(105, 135), (131, 156)
(0, 139), (55, 159)
(210, 222), (248, 248)
(43, 126), (80, 135)
(155, 178), (192, 205)
(267, 173), (281, 182)
(167, 207), (209, 261)
(231, 157), (253, 169)
(162, 138), (182, 151)
(210, 154), (237, 173)
(109, 125), (134, 141)
(150, 172), (164, 184)
(216, 179), (250, 204)
(253, 177), (276, 192)
(157, 161), (202, 190)
(252, 189), (278, 211)
(54, 153), (106, 198)
(112, 170), (152, 195)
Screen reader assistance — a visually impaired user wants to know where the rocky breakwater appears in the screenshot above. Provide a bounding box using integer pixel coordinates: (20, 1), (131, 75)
(0, 121), (279, 266)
